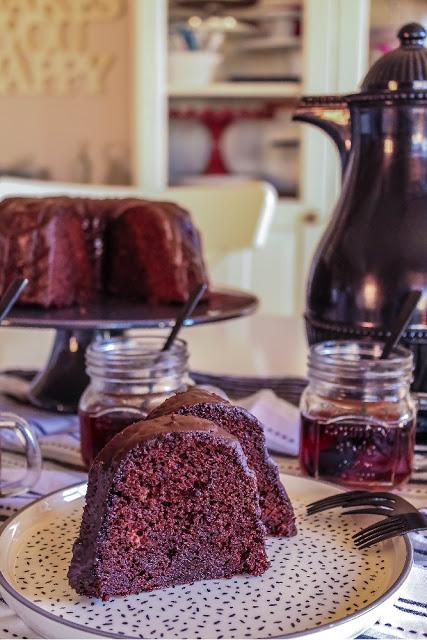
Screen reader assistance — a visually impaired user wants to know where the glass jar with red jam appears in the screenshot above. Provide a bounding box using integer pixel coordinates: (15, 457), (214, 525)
(79, 335), (191, 467)
(299, 341), (417, 489)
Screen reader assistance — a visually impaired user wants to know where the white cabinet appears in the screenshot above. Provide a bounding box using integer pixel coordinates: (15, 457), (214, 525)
(131, 0), (370, 316)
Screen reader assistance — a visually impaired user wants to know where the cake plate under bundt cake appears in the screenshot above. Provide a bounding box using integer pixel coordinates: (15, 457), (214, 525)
(4, 288), (258, 413)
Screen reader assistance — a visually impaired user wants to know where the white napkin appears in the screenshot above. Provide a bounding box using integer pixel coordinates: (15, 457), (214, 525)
(239, 388), (300, 456)
(0, 380), (300, 470)
(0, 391), (78, 434)
(1, 467), (86, 496)
(0, 390), (83, 467)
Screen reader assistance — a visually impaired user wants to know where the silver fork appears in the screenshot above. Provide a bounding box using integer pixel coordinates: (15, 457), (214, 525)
(306, 490), (427, 549)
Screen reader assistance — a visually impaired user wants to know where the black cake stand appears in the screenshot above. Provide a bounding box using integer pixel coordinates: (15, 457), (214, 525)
(2, 287), (258, 413)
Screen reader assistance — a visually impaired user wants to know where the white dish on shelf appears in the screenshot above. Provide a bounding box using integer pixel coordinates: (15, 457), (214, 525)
(168, 51), (222, 87)
(236, 36), (301, 51)
(0, 475), (412, 639)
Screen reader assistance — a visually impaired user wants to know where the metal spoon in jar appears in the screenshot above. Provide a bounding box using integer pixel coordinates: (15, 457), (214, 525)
(162, 283), (208, 352)
(0, 277), (29, 322)
(380, 290), (422, 359)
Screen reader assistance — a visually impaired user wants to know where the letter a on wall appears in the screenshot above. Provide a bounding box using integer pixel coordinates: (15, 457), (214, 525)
(0, 0), (125, 95)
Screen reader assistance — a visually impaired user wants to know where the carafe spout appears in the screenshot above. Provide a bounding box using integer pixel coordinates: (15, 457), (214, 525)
(293, 96), (351, 173)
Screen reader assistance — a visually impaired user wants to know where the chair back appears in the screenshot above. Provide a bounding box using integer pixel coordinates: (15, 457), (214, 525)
(0, 177), (276, 265)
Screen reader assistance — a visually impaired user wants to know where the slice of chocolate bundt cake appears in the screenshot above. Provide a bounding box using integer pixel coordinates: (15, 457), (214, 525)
(68, 414), (268, 600)
(148, 389), (297, 537)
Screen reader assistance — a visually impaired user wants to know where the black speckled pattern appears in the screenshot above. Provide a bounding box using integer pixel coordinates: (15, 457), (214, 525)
(11, 496), (393, 639)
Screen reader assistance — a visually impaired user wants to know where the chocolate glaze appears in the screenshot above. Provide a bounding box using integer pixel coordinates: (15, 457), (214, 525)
(0, 197), (94, 306)
(149, 389), (225, 416)
(96, 413), (248, 472)
(0, 196), (209, 308)
(148, 389), (297, 537)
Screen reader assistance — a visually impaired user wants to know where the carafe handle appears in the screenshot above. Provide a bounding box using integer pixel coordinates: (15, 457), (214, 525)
(293, 95), (351, 174)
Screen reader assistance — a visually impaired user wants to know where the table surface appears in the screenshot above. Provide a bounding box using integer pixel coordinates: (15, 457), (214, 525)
(0, 313), (308, 374)
(0, 313), (426, 639)
(182, 314), (307, 377)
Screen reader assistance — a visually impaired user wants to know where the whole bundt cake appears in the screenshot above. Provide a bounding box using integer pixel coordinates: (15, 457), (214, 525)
(0, 196), (209, 308)
(148, 389), (297, 537)
(68, 414), (269, 600)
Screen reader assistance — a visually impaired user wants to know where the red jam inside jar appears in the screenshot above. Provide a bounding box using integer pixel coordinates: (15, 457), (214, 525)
(299, 341), (417, 489)
(79, 409), (143, 468)
(299, 411), (415, 488)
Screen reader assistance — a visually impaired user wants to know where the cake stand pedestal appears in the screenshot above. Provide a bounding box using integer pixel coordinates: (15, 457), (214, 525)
(3, 288), (258, 413)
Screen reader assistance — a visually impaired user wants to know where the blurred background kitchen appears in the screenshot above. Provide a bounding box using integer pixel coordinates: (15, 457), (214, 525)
(0, 0), (425, 320)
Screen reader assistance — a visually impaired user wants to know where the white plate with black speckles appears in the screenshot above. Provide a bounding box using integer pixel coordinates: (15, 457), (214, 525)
(0, 475), (412, 640)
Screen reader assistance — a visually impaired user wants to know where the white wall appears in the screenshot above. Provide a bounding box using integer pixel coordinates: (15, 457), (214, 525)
(0, 3), (131, 184)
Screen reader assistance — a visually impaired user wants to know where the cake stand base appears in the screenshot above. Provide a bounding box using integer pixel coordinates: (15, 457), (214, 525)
(27, 329), (102, 413)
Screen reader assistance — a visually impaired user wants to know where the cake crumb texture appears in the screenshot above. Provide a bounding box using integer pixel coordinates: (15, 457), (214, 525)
(148, 389), (297, 537)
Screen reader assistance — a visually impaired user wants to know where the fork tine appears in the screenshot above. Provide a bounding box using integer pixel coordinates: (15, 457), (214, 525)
(354, 517), (405, 544)
(307, 493), (371, 515)
(307, 493), (393, 516)
(356, 512), (427, 548)
(354, 515), (403, 538)
(355, 523), (407, 549)
(341, 507), (391, 517)
(355, 527), (406, 549)
(306, 490), (368, 510)
(353, 516), (399, 539)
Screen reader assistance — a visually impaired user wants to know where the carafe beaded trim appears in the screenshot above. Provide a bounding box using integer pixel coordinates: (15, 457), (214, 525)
(305, 316), (427, 345)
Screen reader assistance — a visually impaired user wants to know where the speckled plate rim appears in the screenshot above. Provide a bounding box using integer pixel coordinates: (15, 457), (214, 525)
(0, 476), (413, 640)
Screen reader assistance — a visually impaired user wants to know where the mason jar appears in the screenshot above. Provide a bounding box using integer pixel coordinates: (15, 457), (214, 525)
(79, 335), (192, 467)
(299, 340), (417, 489)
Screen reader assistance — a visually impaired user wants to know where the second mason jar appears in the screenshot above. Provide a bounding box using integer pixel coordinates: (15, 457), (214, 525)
(79, 335), (192, 467)
(299, 340), (417, 489)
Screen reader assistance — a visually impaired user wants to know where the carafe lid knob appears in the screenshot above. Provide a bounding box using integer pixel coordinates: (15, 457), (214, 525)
(359, 21), (427, 95)
(398, 23), (426, 47)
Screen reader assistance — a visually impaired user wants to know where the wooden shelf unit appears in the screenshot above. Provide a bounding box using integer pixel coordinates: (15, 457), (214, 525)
(168, 81), (301, 99)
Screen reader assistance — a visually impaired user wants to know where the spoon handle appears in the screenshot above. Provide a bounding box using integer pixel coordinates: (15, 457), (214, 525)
(0, 277), (29, 322)
(380, 289), (422, 359)
(162, 283), (208, 352)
